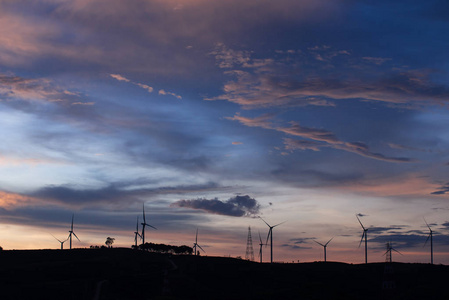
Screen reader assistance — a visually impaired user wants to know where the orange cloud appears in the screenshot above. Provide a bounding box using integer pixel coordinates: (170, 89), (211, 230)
(0, 191), (32, 208)
(336, 175), (440, 198)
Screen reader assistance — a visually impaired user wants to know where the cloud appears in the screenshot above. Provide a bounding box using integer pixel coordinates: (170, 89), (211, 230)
(109, 74), (130, 82)
(110, 73), (155, 94)
(232, 141), (243, 145)
(170, 195), (261, 217)
(136, 83), (153, 93)
(71, 102), (95, 106)
(158, 89), (182, 99)
(362, 57), (391, 65)
(228, 113), (414, 163)
(284, 138), (324, 151)
(25, 181), (227, 207)
(109, 74), (181, 98)
(0, 73), (80, 103)
(0, 191), (33, 209)
(431, 183), (449, 195)
(208, 44), (449, 109)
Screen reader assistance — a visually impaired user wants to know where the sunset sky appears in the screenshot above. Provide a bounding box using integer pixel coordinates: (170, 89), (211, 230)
(1, 0), (449, 264)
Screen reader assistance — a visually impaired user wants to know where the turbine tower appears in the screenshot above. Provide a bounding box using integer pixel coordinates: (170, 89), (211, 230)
(134, 216), (142, 248)
(258, 231), (264, 263)
(424, 218), (434, 264)
(193, 228), (205, 256)
(51, 234), (68, 250)
(314, 237), (334, 262)
(141, 204), (157, 245)
(245, 226), (254, 261)
(260, 217), (285, 264)
(68, 214), (80, 250)
(356, 214), (368, 264)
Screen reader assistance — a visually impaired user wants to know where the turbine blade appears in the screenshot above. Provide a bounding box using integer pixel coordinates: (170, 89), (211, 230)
(259, 217), (271, 228)
(356, 215), (366, 230)
(142, 204), (146, 223)
(325, 237), (334, 246)
(392, 248), (403, 256)
(314, 240), (325, 247)
(358, 232), (365, 248)
(195, 228), (198, 243)
(71, 214), (74, 231)
(273, 221), (286, 228)
(50, 234), (62, 243)
(73, 232), (80, 242)
(424, 233), (431, 246)
(265, 228), (272, 247)
(258, 231), (262, 244)
(148, 224), (157, 230)
(197, 244), (206, 253)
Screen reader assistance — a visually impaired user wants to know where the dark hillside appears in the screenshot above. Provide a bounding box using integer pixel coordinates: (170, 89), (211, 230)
(0, 249), (447, 300)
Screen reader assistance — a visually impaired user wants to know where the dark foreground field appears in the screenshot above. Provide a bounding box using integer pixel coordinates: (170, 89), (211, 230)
(0, 248), (447, 300)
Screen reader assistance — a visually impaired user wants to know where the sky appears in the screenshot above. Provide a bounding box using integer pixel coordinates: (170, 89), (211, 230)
(1, 0), (449, 264)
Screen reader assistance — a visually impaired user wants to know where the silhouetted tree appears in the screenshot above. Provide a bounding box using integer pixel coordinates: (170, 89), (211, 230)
(105, 237), (115, 248)
(138, 242), (192, 254)
(0, 246), (3, 251)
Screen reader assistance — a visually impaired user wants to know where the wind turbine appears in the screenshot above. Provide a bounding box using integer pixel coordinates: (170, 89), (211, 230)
(314, 237), (334, 262)
(141, 204), (157, 245)
(134, 216), (142, 248)
(356, 214), (368, 264)
(51, 234), (68, 250)
(68, 214), (80, 250)
(193, 228), (205, 256)
(260, 217), (285, 264)
(424, 218), (434, 264)
(258, 231), (264, 263)
(384, 241), (402, 263)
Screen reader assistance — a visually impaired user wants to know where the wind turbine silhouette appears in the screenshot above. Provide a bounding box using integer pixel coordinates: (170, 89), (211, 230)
(141, 204), (157, 245)
(424, 218), (434, 264)
(51, 234), (68, 250)
(134, 216), (142, 248)
(193, 228), (205, 256)
(356, 214), (368, 264)
(314, 237), (334, 262)
(68, 214), (80, 249)
(258, 231), (264, 263)
(260, 217), (285, 264)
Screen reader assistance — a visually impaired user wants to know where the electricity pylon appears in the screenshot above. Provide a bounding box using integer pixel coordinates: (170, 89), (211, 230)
(245, 226), (255, 261)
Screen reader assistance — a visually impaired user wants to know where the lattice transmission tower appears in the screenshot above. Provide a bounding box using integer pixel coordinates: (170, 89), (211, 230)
(245, 226), (255, 261)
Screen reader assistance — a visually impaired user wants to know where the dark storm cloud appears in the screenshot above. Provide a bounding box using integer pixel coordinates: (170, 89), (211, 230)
(171, 195), (260, 217)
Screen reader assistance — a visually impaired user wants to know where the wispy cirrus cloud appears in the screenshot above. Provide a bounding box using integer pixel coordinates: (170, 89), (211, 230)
(110, 73), (181, 98)
(0, 73), (83, 104)
(208, 44), (449, 109)
(228, 114), (414, 163)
